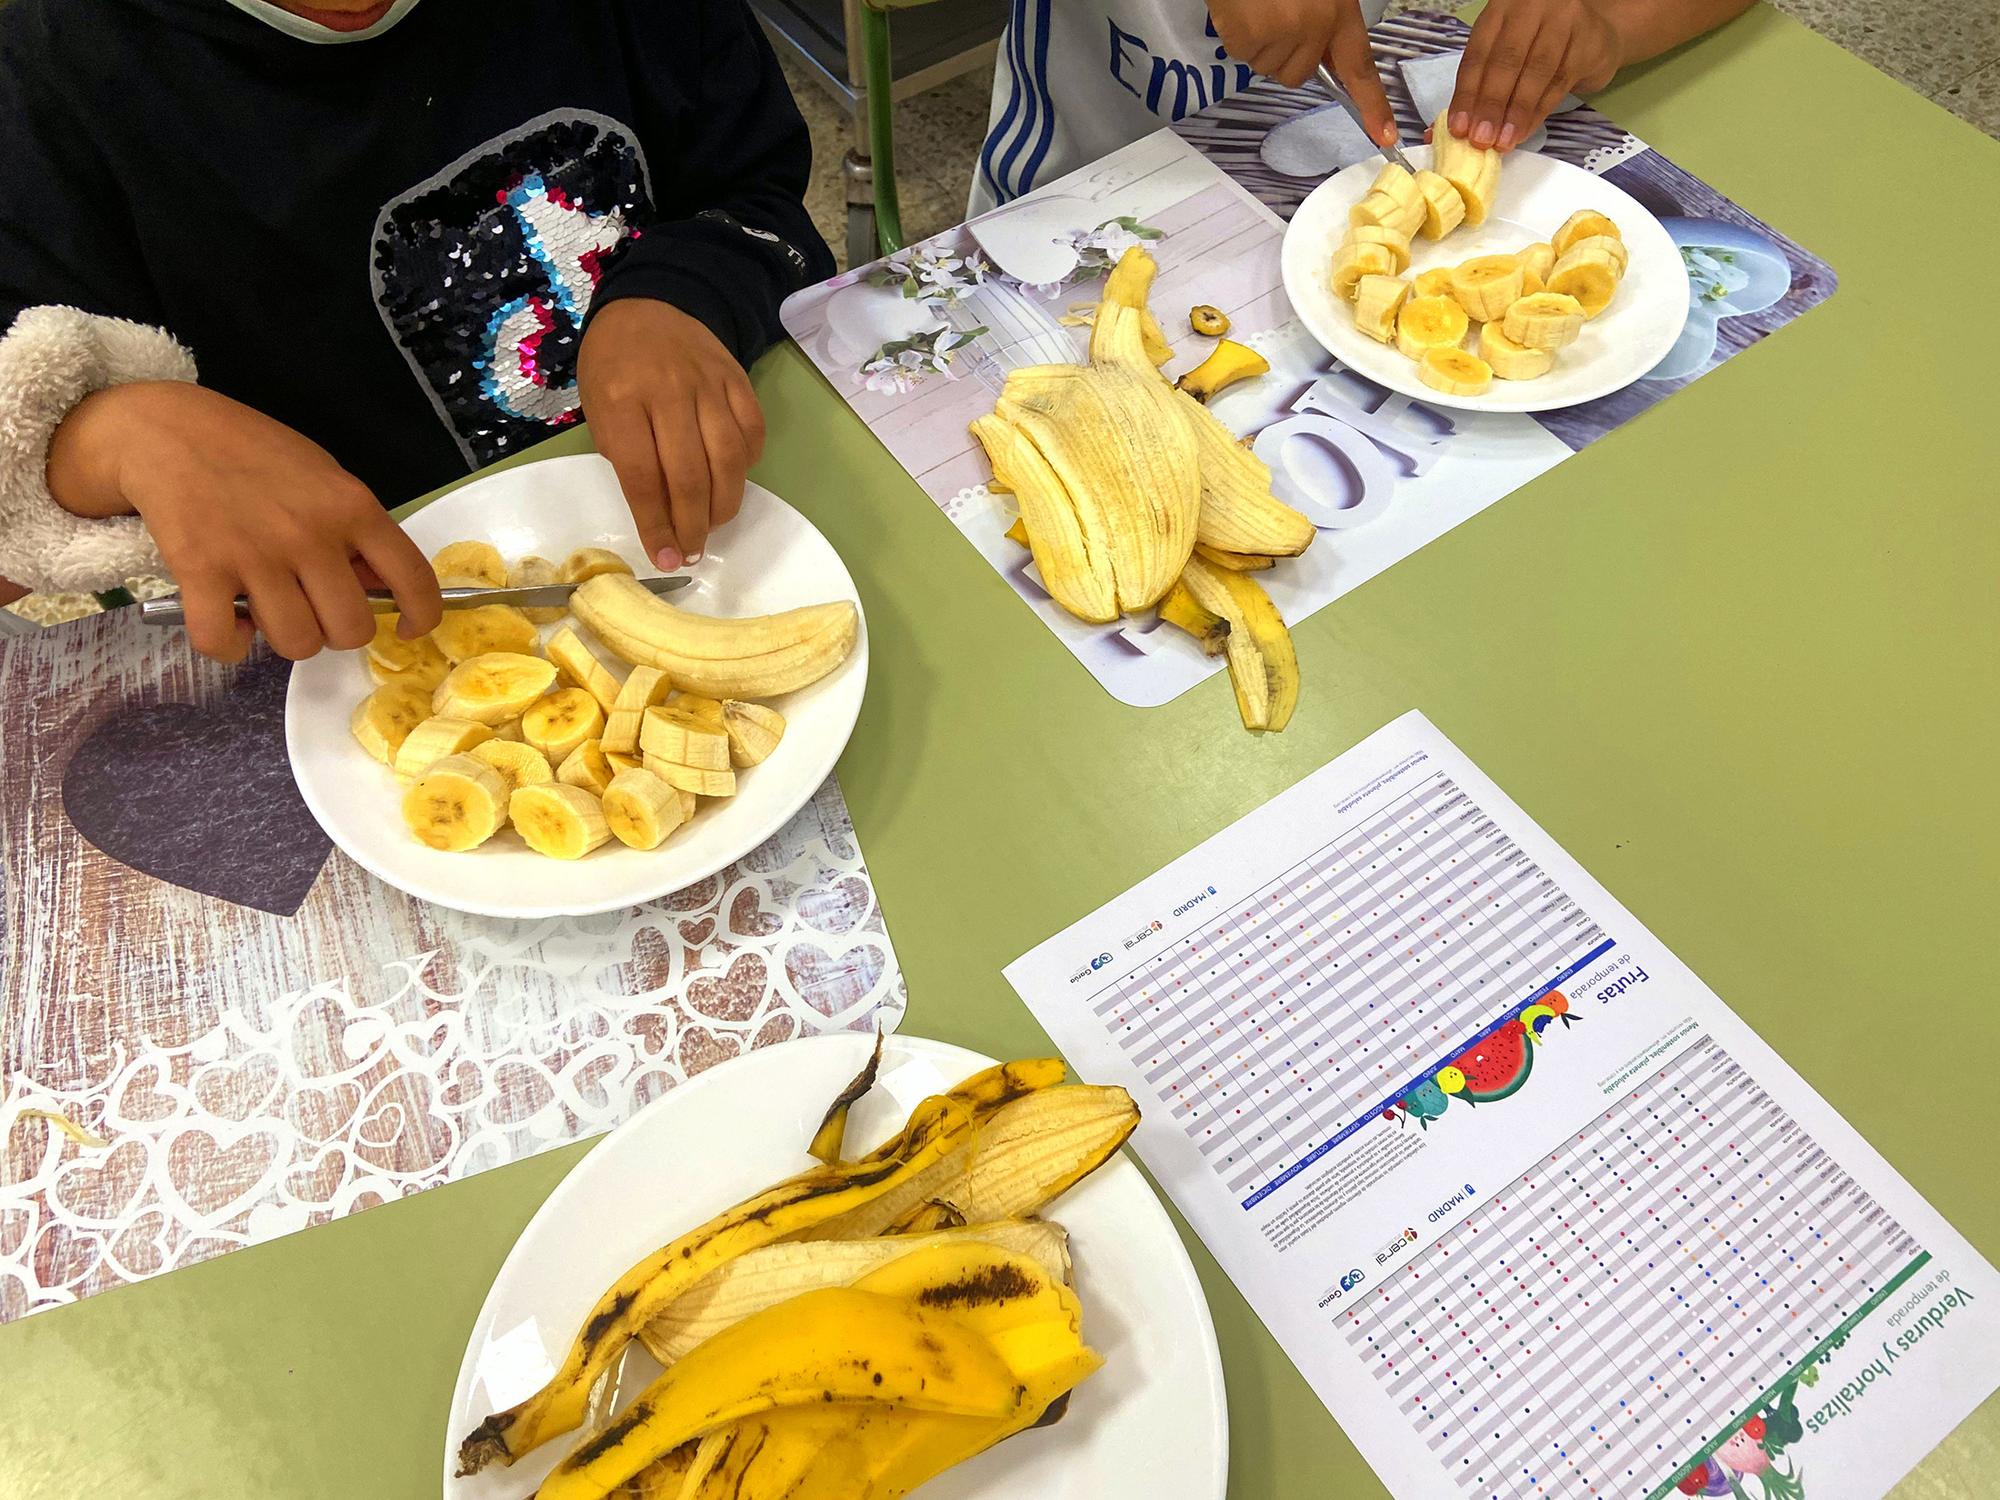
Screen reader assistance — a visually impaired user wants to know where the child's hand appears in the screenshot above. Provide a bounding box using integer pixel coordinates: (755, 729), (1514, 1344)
(577, 299), (766, 571)
(1210, 0), (1397, 147)
(46, 382), (442, 663)
(1446, 0), (1622, 150)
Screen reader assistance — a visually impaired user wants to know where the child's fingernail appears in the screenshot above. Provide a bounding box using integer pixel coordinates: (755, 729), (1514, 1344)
(654, 546), (683, 570)
(1472, 120), (1497, 147)
(1449, 111), (1469, 137)
(1497, 122), (1518, 150)
(684, 550), (703, 565)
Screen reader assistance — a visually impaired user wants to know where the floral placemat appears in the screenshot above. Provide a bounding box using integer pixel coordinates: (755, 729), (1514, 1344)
(0, 608), (904, 1321)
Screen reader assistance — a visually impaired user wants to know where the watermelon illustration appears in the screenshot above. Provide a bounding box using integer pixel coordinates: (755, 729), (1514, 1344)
(1451, 1024), (1533, 1103)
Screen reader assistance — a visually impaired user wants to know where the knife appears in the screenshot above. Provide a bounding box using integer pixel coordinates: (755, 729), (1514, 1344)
(137, 573), (692, 626)
(1315, 64), (1414, 173)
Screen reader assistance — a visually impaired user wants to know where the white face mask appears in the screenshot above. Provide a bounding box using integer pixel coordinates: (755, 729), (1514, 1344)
(220, 0), (425, 44)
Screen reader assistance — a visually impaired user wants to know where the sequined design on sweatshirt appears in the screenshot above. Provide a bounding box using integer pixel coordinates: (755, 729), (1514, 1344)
(369, 108), (654, 467)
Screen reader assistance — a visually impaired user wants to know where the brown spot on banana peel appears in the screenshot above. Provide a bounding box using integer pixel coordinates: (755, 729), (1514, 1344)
(914, 1261), (1038, 1312)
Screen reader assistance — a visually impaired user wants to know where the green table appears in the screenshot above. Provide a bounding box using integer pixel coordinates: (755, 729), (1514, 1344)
(3, 10), (1996, 1496)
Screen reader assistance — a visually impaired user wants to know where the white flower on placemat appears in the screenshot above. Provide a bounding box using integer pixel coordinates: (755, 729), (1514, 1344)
(858, 324), (989, 394)
(870, 237), (991, 306)
(1016, 217), (1165, 297)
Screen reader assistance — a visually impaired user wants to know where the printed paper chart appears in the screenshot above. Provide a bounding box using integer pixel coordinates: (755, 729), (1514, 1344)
(1345, 1033), (1925, 1498)
(1088, 770), (1607, 1207)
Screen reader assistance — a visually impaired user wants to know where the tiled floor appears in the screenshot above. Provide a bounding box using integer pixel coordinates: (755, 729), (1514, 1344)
(6, 1), (1997, 629)
(780, 0), (2000, 270)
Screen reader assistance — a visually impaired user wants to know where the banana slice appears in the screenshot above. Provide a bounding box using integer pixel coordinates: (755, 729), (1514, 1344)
(393, 716), (494, 782)
(432, 652), (559, 724)
(431, 541), (508, 588)
(1547, 247), (1620, 317)
(403, 754), (509, 851)
(670, 693), (726, 728)
(1352, 275), (1410, 344)
(522, 687), (605, 762)
(602, 768), (691, 851)
(1551, 209), (1620, 256)
(350, 682), (432, 764)
(1418, 347), (1493, 397)
(1332, 240), (1396, 301)
(1502, 291), (1586, 352)
(1411, 169), (1466, 240)
(640, 705), (731, 771)
(510, 783), (611, 859)
(368, 652), (450, 692)
(1412, 267), (1455, 300)
(721, 701), (786, 768)
(1563, 232), (1628, 276)
(603, 665), (673, 754)
(605, 749), (644, 775)
(545, 625), (627, 712)
(1431, 113), (1500, 227)
(1447, 255), (1525, 322)
(1518, 242), (1557, 295)
(1345, 224), (1412, 275)
(1347, 190), (1406, 231)
(1368, 163), (1423, 211)
(430, 590), (539, 664)
(557, 739), (616, 795)
(507, 555), (567, 624)
(1395, 294), (1469, 361)
(490, 717), (525, 742)
(643, 755), (736, 798)
(469, 739), (554, 803)
(1478, 320), (1555, 380)
(559, 548), (635, 585)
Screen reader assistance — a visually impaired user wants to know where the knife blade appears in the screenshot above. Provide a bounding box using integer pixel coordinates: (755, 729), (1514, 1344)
(137, 573), (691, 626)
(1315, 64), (1414, 173)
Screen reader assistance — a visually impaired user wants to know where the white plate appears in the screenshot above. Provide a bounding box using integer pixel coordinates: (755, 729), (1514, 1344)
(443, 1034), (1228, 1500)
(1281, 148), (1689, 412)
(286, 453), (868, 918)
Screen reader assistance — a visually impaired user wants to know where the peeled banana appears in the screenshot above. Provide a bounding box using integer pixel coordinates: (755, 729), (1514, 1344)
(571, 574), (859, 699)
(1430, 113), (1500, 226)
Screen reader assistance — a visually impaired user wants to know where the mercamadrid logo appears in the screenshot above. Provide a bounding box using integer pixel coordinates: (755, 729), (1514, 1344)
(1171, 885), (1220, 918)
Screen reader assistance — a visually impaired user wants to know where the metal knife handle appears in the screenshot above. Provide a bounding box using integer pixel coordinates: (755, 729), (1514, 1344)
(1315, 64), (1414, 172)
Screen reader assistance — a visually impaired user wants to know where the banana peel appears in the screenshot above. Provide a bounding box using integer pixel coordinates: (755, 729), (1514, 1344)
(1159, 578), (1230, 656)
(455, 1096), (977, 1475)
(1174, 338), (1269, 403)
(1179, 555), (1300, 733)
(1193, 542), (1276, 572)
(532, 1287), (1025, 1500)
(807, 1031), (883, 1165)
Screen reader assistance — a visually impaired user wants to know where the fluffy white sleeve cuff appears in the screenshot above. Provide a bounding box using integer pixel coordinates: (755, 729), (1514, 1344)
(0, 305), (190, 592)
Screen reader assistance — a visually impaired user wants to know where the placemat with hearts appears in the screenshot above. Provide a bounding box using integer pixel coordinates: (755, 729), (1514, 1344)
(0, 608), (905, 1322)
(779, 9), (1833, 709)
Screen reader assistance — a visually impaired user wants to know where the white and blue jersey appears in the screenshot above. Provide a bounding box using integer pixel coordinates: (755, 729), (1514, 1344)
(972, 0), (1389, 214)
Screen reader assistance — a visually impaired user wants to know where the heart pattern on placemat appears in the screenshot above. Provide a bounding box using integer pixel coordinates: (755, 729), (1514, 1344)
(61, 653), (331, 916)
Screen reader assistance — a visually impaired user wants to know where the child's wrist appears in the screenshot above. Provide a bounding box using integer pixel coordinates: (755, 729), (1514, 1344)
(45, 383), (156, 519)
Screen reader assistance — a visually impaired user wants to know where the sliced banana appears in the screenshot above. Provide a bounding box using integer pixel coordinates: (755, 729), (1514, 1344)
(1332, 239), (1396, 301)
(640, 705), (731, 771)
(643, 754), (736, 798)
(603, 665), (672, 754)
(431, 541), (508, 588)
(1351, 275), (1410, 344)
(432, 652), (558, 724)
(1547, 247), (1620, 318)
(507, 555), (568, 624)
(544, 625), (627, 712)
(1418, 347), (1493, 397)
(1395, 294), (1469, 361)
(1502, 292), (1586, 352)
(392, 716), (493, 783)
(403, 754), (509, 851)
(430, 592), (539, 664)
(1412, 267), (1455, 300)
(1551, 209), (1620, 257)
(557, 739), (616, 795)
(721, 701), (786, 768)
(602, 768), (690, 850)
(510, 783), (611, 860)
(1346, 224), (1412, 274)
(521, 687), (605, 762)
(1411, 169), (1466, 241)
(351, 682), (432, 764)
(559, 547), (635, 585)
(1479, 320), (1555, 380)
(469, 739), (555, 802)
(1447, 255), (1525, 323)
